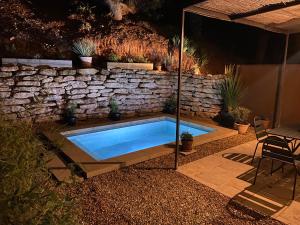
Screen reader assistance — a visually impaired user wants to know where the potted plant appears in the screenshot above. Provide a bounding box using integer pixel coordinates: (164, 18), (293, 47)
(219, 65), (242, 128)
(229, 106), (251, 134)
(109, 98), (121, 121)
(181, 132), (194, 152)
(64, 103), (77, 126)
(72, 38), (96, 68)
(163, 95), (177, 114)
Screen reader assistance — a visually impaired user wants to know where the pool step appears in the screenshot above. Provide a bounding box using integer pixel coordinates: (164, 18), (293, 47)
(47, 153), (84, 183)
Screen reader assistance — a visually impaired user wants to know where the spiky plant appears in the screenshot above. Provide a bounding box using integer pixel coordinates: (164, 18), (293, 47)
(224, 64), (236, 76)
(72, 39), (96, 57)
(220, 73), (243, 111)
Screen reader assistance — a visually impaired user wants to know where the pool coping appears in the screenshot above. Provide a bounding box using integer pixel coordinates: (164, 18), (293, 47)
(41, 114), (237, 178)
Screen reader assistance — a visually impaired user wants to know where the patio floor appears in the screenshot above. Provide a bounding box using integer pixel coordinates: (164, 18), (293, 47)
(178, 140), (300, 225)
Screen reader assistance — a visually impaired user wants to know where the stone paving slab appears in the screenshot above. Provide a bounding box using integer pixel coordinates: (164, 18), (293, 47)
(178, 140), (300, 225)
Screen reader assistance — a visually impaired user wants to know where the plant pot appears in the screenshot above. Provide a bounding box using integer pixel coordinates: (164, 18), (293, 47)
(109, 112), (121, 121)
(66, 116), (77, 126)
(181, 139), (193, 152)
(262, 119), (271, 129)
(156, 65), (162, 71)
(80, 57), (92, 68)
(235, 123), (250, 134)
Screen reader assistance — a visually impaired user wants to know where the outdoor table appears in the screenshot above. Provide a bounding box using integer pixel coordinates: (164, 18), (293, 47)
(268, 127), (300, 152)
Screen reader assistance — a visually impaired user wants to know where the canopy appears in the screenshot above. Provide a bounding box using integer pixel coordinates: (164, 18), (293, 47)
(174, 0), (300, 169)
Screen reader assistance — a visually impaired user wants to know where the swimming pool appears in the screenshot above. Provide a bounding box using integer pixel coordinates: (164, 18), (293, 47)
(63, 117), (213, 160)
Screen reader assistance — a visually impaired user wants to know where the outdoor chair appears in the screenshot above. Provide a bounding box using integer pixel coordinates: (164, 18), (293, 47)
(251, 116), (273, 164)
(251, 116), (294, 164)
(253, 136), (300, 200)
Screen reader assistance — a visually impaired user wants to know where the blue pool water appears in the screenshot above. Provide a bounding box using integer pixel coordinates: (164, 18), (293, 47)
(65, 118), (213, 160)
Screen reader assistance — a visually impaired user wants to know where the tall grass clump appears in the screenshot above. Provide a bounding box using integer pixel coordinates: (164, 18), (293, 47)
(0, 117), (79, 225)
(72, 38), (96, 57)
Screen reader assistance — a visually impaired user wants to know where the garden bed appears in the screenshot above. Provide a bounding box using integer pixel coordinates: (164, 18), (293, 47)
(107, 62), (154, 70)
(2, 58), (72, 68)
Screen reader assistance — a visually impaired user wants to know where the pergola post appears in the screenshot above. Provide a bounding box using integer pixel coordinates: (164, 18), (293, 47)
(175, 10), (185, 170)
(273, 33), (289, 128)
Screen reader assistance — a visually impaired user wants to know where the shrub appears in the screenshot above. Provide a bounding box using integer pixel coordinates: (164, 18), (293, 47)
(107, 53), (121, 62)
(229, 106), (251, 125)
(109, 98), (119, 114)
(181, 132), (193, 140)
(0, 118), (78, 225)
(163, 95), (177, 114)
(72, 38), (96, 57)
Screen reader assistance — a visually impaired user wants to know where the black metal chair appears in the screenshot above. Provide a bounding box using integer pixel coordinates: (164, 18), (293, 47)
(251, 116), (271, 164)
(253, 136), (300, 200)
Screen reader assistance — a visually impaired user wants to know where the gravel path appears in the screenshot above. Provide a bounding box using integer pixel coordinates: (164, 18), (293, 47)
(62, 130), (283, 225)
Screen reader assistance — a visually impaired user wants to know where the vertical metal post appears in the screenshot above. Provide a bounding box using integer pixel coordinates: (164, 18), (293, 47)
(273, 33), (289, 128)
(175, 10), (185, 170)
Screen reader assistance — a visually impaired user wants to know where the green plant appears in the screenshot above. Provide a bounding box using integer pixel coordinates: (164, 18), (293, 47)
(220, 73), (243, 111)
(132, 55), (148, 63)
(170, 35), (196, 56)
(0, 118), (78, 225)
(180, 132), (193, 140)
(163, 95), (177, 114)
(108, 53), (121, 62)
(72, 39), (96, 57)
(65, 103), (77, 118)
(109, 98), (119, 114)
(229, 106), (251, 124)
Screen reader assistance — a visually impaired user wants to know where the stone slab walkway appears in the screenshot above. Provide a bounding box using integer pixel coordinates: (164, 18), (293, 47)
(178, 140), (300, 225)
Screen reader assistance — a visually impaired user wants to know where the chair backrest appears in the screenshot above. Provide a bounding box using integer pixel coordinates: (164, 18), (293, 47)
(254, 116), (268, 140)
(262, 136), (294, 164)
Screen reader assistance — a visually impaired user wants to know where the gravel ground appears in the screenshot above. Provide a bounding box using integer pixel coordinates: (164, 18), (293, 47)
(61, 130), (284, 225)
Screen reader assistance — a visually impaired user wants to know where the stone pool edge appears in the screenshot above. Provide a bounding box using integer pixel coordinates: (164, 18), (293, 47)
(41, 114), (237, 178)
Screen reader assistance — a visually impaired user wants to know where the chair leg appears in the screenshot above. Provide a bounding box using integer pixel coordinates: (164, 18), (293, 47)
(251, 142), (260, 165)
(292, 166), (298, 200)
(271, 159), (274, 175)
(253, 157), (262, 185)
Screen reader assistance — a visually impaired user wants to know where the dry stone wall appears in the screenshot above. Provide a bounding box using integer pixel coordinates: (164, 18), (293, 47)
(0, 65), (224, 122)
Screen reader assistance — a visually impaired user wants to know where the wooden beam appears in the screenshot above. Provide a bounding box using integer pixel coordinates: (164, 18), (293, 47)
(230, 1), (300, 20)
(184, 5), (287, 34)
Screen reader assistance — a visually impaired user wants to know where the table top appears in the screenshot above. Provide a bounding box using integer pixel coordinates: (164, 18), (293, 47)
(268, 127), (300, 140)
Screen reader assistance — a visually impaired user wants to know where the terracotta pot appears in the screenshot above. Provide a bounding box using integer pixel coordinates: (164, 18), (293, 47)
(181, 139), (193, 152)
(80, 57), (92, 68)
(235, 123), (250, 134)
(109, 112), (121, 121)
(156, 65), (162, 71)
(262, 119), (271, 129)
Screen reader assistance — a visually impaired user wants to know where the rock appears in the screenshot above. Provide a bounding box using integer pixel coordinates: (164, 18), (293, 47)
(43, 82), (62, 88)
(0, 92), (10, 98)
(76, 76), (91, 81)
(0, 72), (12, 77)
(17, 81), (40, 86)
(44, 95), (63, 101)
(15, 87), (41, 92)
(87, 93), (100, 98)
(87, 86), (105, 90)
(15, 71), (37, 76)
(68, 81), (88, 89)
(80, 103), (98, 109)
(77, 68), (98, 75)
(42, 77), (54, 83)
(59, 69), (76, 76)
(68, 94), (86, 100)
(70, 89), (89, 95)
(3, 99), (31, 105)
(42, 88), (65, 95)
(39, 68), (57, 76)
(10, 106), (26, 112)
(14, 92), (34, 99)
(20, 65), (35, 71)
(0, 66), (19, 72)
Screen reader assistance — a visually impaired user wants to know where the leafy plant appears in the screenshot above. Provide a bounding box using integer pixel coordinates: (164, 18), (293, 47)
(229, 106), (251, 124)
(108, 53), (121, 62)
(72, 39), (96, 57)
(0, 117), (79, 225)
(109, 98), (119, 114)
(65, 103), (77, 118)
(181, 132), (193, 140)
(220, 73), (243, 111)
(163, 95), (177, 114)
